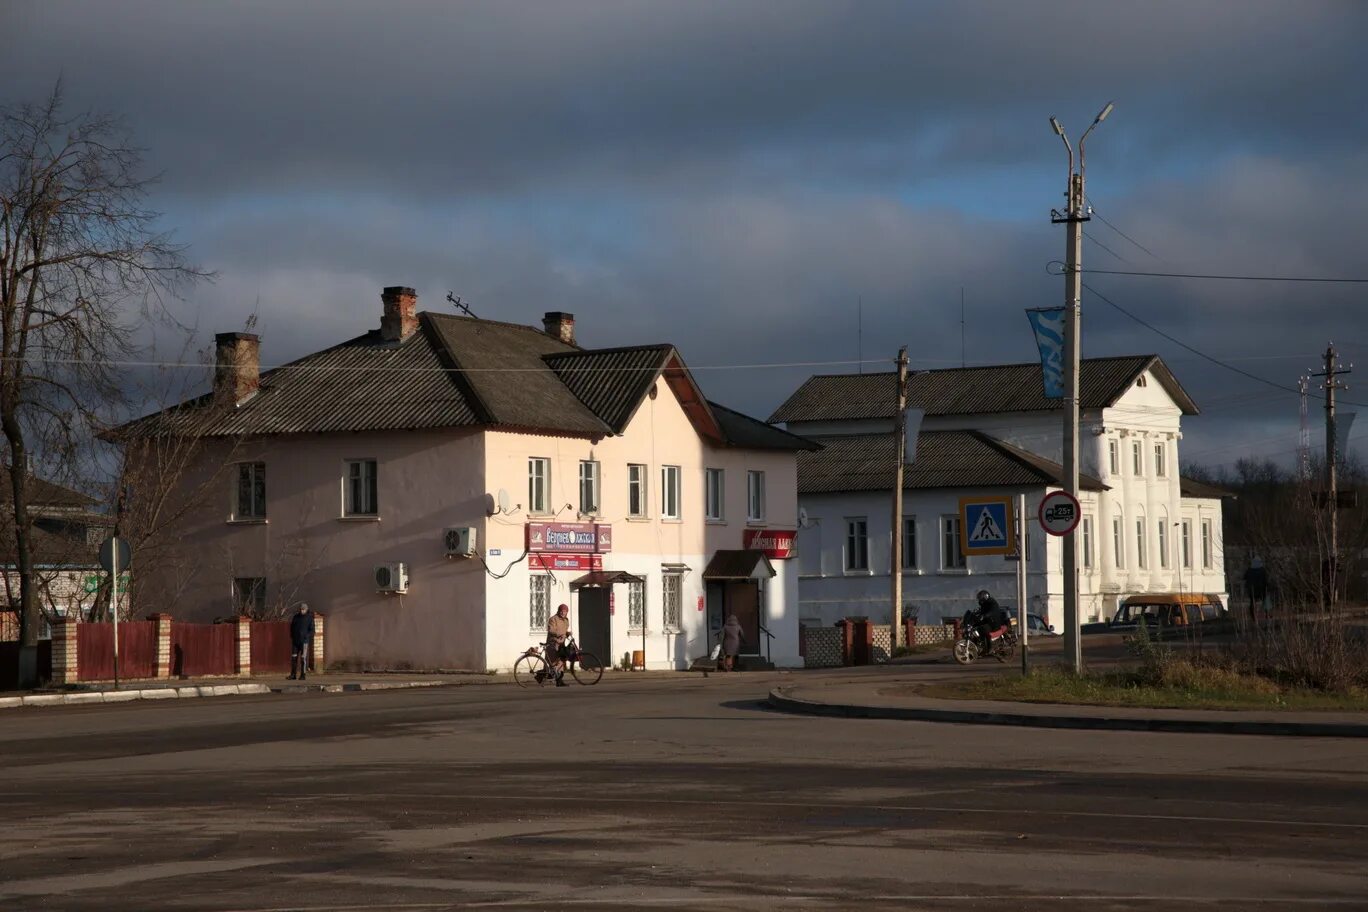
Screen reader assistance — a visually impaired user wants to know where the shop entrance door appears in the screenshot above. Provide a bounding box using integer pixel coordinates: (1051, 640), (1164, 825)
(724, 581), (761, 654)
(577, 588), (611, 666)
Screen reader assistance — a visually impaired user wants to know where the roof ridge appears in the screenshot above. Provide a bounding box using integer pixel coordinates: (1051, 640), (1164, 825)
(421, 310), (579, 344)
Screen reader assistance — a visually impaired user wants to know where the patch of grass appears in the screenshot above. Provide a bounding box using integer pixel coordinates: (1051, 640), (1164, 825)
(919, 664), (1368, 712)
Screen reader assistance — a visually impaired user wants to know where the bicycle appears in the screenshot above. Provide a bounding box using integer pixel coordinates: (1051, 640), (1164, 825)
(513, 634), (604, 688)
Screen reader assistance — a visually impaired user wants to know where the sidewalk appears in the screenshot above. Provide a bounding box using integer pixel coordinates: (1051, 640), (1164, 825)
(769, 674), (1368, 738)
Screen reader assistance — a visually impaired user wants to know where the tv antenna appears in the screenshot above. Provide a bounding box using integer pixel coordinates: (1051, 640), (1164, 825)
(446, 292), (479, 319)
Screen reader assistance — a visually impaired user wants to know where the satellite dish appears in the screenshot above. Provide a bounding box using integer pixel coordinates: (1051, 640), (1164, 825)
(484, 493), (497, 516)
(798, 507), (809, 528)
(497, 488), (512, 513)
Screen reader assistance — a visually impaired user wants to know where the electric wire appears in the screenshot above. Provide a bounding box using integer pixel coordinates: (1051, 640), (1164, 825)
(1090, 209), (1160, 259)
(1075, 267), (1368, 284)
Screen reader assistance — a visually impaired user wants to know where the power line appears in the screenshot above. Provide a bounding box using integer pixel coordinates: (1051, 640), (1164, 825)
(1083, 231), (1127, 263)
(1081, 281), (1368, 408)
(1090, 209), (1160, 259)
(1074, 266), (1368, 284)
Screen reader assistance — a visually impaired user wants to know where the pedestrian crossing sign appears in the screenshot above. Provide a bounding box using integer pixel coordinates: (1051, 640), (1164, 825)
(958, 496), (1016, 556)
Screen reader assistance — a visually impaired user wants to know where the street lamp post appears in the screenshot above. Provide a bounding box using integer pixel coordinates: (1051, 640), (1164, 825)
(1049, 102), (1113, 674)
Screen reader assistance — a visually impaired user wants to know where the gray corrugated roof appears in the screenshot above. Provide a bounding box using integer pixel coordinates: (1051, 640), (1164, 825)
(798, 430), (1107, 494)
(1180, 476), (1234, 499)
(0, 467), (96, 509)
(770, 355), (1198, 423)
(544, 346), (673, 434)
(709, 401), (821, 451)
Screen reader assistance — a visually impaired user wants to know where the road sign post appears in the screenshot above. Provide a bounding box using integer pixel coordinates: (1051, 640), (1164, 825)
(99, 536), (132, 690)
(1017, 492), (1029, 677)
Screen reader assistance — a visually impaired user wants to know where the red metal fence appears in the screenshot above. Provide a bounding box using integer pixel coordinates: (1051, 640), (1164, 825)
(250, 620), (293, 674)
(77, 621), (157, 681)
(171, 622), (236, 678)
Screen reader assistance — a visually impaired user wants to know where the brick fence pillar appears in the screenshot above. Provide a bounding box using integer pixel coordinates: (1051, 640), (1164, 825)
(51, 618), (79, 685)
(152, 614), (173, 678)
(235, 616), (252, 676)
(904, 617), (917, 647)
(310, 613), (325, 673)
(836, 619), (854, 666)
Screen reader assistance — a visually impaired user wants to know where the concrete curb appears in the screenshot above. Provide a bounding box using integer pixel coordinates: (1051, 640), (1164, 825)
(767, 686), (1368, 738)
(268, 679), (452, 694)
(0, 683), (272, 709)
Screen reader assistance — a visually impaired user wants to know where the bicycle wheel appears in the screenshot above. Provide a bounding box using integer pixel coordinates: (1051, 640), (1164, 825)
(570, 651), (604, 685)
(514, 653), (549, 688)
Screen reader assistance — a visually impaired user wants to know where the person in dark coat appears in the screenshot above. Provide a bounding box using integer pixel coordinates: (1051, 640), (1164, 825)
(720, 614), (745, 671)
(289, 603), (315, 680)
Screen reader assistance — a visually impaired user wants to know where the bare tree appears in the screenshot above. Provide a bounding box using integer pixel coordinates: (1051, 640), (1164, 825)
(0, 84), (207, 684)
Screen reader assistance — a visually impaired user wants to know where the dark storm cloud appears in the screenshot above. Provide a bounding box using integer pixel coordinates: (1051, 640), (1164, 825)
(4, 0), (1367, 465)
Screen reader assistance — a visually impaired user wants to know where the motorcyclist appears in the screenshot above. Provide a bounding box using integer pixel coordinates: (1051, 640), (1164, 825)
(966, 590), (1011, 653)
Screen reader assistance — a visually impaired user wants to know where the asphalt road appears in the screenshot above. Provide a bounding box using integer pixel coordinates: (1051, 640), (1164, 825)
(3, 668), (1367, 911)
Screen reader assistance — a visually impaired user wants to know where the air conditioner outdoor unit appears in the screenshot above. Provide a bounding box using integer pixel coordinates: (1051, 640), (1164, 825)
(375, 562), (409, 594)
(443, 526), (477, 558)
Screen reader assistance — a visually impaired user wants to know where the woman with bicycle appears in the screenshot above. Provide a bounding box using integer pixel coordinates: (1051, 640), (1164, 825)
(546, 603), (571, 687)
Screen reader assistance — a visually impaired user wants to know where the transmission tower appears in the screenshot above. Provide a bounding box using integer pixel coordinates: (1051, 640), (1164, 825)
(1298, 375), (1311, 479)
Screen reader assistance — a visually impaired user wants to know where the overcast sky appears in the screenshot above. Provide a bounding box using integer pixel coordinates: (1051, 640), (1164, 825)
(6, 0), (1367, 469)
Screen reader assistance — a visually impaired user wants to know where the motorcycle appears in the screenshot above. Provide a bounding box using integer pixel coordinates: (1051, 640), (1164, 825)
(953, 611), (1018, 665)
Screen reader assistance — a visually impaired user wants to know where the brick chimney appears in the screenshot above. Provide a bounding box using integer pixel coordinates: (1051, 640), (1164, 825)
(381, 286), (419, 342)
(214, 332), (260, 406)
(542, 311), (575, 346)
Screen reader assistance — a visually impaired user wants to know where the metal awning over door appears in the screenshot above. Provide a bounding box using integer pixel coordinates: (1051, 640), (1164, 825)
(702, 550), (775, 581)
(568, 570), (645, 590)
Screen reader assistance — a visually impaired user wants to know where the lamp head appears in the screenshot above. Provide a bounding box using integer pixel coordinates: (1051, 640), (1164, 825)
(1094, 102), (1114, 124)
(1049, 116), (1064, 137)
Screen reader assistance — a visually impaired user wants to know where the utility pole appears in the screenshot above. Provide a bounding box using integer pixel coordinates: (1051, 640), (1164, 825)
(1314, 344), (1349, 610)
(1050, 102), (1112, 674)
(891, 346), (909, 647)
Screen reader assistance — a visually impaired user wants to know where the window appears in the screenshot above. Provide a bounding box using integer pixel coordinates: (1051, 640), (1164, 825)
(902, 516), (917, 570)
(940, 515), (966, 570)
(1082, 516), (1094, 569)
(345, 459), (378, 516)
(627, 579), (646, 630)
(705, 468), (724, 521)
(747, 470), (766, 523)
(1181, 520), (1192, 569)
(1108, 440), (1119, 475)
(233, 577), (266, 615)
(1201, 519), (1213, 569)
(844, 518), (869, 571)
(661, 465), (681, 519)
(1154, 442), (1167, 478)
(235, 462), (266, 520)
(662, 573), (682, 630)
(528, 458), (550, 514)
(1132, 441), (1143, 476)
(1135, 518), (1147, 569)
(578, 460), (600, 515)
(529, 575), (552, 630)
(628, 464), (647, 518)
(1112, 515), (1124, 569)
(1158, 520), (1169, 569)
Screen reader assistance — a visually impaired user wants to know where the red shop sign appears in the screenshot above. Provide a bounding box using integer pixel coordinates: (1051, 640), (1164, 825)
(526, 522), (613, 554)
(743, 528), (797, 560)
(528, 553), (604, 572)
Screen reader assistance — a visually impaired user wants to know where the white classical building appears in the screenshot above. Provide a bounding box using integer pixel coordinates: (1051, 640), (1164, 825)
(769, 355), (1229, 628)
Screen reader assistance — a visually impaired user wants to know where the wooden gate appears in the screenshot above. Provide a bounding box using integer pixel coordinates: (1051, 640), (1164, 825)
(170, 622), (236, 677)
(250, 620), (293, 674)
(78, 621), (157, 681)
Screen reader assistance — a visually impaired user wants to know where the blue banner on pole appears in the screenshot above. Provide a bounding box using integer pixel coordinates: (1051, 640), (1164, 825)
(1026, 307), (1066, 399)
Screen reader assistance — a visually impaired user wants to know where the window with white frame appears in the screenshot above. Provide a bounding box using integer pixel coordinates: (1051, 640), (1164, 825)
(747, 470), (766, 522)
(1181, 520), (1192, 569)
(1132, 441), (1143, 476)
(1135, 517), (1147, 569)
(941, 515), (966, 570)
(1202, 519), (1213, 569)
(627, 579), (646, 629)
(235, 462), (266, 520)
(705, 468), (724, 521)
(233, 577), (266, 615)
(344, 459), (378, 516)
(529, 575), (552, 630)
(1154, 442), (1167, 478)
(1108, 440), (1119, 475)
(528, 457), (550, 514)
(661, 465), (681, 519)
(1113, 514), (1125, 569)
(578, 460), (600, 515)
(662, 573), (682, 630)
(1082, 516), (1094, 569)
(902, 516), (917, 570)
(1157, 519), (1169, 569)
(844, 518), (869, 571)
(628, 464), (647, 518)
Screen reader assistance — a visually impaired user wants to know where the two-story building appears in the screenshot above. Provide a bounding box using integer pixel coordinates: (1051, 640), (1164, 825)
(769, 356), (1229, 628)
(121, 287), (815, 671)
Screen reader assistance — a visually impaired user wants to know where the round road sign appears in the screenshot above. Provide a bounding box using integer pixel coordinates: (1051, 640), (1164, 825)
(1038, 491), (1081, 536)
